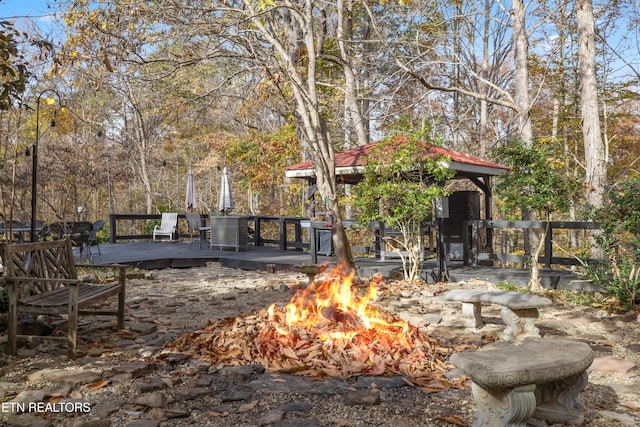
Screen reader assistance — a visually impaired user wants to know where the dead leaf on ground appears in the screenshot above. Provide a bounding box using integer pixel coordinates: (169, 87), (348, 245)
(87, 379), (110, 390)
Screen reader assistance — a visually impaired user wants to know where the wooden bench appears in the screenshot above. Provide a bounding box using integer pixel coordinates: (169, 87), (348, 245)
(2, 239), (126, 359)
(450, 338), (593, 426)
(443, 290), (552, 341)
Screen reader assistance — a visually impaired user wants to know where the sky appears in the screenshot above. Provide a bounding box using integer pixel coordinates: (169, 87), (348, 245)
(0, 0), (61, 31)
(1, 0), (54, 19)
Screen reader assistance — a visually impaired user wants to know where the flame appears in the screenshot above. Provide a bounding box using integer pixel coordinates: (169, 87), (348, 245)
(270, 265), (413, 348)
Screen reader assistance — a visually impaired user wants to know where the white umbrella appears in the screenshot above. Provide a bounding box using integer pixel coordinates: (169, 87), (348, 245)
(185, 169), (198, 211)
(219, 166), (234, 214)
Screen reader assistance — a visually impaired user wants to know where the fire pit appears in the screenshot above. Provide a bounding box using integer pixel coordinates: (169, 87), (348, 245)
(164, 266), (457, 388)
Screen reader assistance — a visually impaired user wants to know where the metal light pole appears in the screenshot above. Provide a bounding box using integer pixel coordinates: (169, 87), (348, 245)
(30, 89), (62, 242)
(175, 159), (179, 211)
(106, 154), (113, 215)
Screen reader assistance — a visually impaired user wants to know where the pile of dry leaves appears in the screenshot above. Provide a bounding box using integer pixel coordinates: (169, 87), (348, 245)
(161, 271), (464, 390)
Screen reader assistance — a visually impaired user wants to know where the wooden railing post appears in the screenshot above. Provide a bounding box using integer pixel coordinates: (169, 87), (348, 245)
(254, 217), (262, 246)
(294, 220), (302, 249)
(462, 221), (469, 266)
(544, 222), (553, 269)
(109, 214), (117, 244)
(279, 217), (287, 251)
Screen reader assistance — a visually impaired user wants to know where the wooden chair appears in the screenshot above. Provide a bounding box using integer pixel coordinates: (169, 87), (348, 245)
(152, 212), (178, 242)
(3, 239), (126, 359)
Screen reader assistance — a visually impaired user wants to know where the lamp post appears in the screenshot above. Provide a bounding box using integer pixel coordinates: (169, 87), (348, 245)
(30, 89), (62, 242)
(106, 154), (113, 215)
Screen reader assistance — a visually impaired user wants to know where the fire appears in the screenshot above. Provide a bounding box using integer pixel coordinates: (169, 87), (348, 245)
(268, 266), (412, 348)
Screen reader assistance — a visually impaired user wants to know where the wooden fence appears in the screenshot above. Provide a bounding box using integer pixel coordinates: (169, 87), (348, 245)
(464, 220), (600, 269)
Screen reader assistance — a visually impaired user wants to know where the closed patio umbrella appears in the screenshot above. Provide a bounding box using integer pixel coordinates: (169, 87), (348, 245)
(185, 169), (198, 211)
(219, 166), (234, 214)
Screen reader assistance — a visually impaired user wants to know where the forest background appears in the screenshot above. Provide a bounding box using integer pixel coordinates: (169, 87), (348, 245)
(0, 0), (639, 264)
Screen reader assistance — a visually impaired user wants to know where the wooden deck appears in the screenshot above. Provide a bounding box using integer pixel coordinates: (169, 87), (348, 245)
(82, 241), (592, 290)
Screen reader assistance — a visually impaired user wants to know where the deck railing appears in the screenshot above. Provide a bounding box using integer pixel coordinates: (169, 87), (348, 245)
(463, 220), (600, 269)
(108, 214), (310, 251)
(107, 214), (601, 269)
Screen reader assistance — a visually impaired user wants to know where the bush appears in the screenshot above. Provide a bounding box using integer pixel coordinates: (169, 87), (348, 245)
(584, 177), (640, 310)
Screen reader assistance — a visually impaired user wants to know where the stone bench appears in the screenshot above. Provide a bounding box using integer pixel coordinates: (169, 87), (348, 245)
(443, 290), (552, 341)
(450, 338), (593, 426)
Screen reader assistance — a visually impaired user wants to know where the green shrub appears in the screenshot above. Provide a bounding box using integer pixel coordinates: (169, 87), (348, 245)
(585, 177), (640, 310)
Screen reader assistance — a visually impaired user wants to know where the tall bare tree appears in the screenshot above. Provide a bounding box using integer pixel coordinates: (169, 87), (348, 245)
(234, 0), (354, 265)
(577, 0), (606, 209)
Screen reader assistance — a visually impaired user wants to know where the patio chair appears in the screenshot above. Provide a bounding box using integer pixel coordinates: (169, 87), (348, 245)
(153, 212), (178, 242)
(86, 219), (106, 255)
(185, 212), (209, 249)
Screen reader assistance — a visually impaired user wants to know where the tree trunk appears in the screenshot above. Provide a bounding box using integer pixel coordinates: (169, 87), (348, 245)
(528, 226), (546, 293)
(242, 0), (355, 268)
(337, 0), (369, 147)
(511, 0), (533, 144)
(129, 98), (154, 215)
(577, 0), (606, 210)
(511, 0), (539, 257)
(476, 0), (492, 158)
(577, 0), (606, 259)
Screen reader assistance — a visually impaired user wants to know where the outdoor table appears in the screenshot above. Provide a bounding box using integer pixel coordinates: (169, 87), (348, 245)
(0, 226), (43, 243)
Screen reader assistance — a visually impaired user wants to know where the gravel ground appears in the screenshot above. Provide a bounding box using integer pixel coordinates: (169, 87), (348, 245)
(0, 262), (639, 427)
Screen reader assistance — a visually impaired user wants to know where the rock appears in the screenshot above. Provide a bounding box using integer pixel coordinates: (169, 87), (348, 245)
(597, 410), (637, 426)
(589, 356), (636, 374)
(194, 377), (212, 387)
(625, 343), (640, 353)
(274, 418), (321, 427)
(5, 414), (53, 427)
(161, 352), (190, 363)
(130, 323), (158, 335)
(423, 314), (443, 325)
(146, 408), (166, 420)
(44, 384), (72, 399)
(86, 347), (105, 357)
(238, 400), (258, 412)
(111, 362), (153, 378)
(163, 409), (191, 419)
(356, 375), (408, 389)
(133, 391), (167, 408)
(221, 390), (252, 402)
(134, 376), (166, 392)
(124, 421), (160, 427)
(277, 402), (313, 412)
(8, 390), (46, 408)
(209, 404), (237, 415)
(537, 320), (574, 332)
(219, 364), (264, 381)
(344, 389), (380, 406)
(175, 387), (210, 401)
(71, 420), (111, 427)
(609, 383), (640, 395)
(621, 401), (640, 411)
(257, 409), (285, 426)
(93, 401), (123, 417)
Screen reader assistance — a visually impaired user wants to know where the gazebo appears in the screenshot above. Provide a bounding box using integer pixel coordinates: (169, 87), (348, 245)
(285, 140), (509, 222)
(285, 140), (509, 266)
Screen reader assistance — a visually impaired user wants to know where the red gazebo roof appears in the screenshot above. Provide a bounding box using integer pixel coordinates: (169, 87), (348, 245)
(285, 139), (509, 183)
